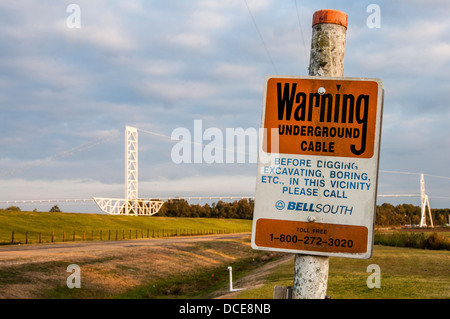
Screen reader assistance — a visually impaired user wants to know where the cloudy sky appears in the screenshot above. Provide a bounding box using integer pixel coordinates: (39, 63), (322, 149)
(1, 0), (450, 213)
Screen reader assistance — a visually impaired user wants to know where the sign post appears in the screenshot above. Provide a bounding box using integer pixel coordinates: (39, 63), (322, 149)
(251, 10), (383, 299)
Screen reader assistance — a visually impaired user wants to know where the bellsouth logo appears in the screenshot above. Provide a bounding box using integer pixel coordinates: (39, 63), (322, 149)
(275, 200), (285, 210)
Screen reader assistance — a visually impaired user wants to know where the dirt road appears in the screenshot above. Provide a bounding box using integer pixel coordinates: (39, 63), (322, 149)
(0, 232), (270, 298)
(0, 233), (250, 267)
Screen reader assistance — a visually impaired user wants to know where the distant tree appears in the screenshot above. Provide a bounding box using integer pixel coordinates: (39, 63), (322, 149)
(154, 199), (447, 223)
(5, 206), (21, 211)
(374, 203), (450, 227)
(236, 198), (253, 219)
(158, 199), (191, 217)
(156, 198), (254, 219)
(49, 205), (61, 212)
(212, 201), (227, 218)
(201, 203), (212, 218)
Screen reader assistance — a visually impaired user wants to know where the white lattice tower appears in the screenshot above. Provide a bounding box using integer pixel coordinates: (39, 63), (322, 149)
(419, 173), (434, 228)
(124, 126), (138, 214)
(93, 126), (164, 216)
(125, 126), (138, 200)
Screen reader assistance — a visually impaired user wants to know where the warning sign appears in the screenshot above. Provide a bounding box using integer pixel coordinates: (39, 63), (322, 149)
(251, 76), (383, 259)
(263, 77), (379, 158)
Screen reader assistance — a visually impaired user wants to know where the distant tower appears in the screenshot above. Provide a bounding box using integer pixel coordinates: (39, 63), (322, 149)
(93, 126), (164, 215)
(125, 126), (138, 201)
(124, 126), (139, 215)
(419, 174), (433, 228)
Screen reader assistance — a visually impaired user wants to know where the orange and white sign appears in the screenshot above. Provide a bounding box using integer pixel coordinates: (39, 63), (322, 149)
(263, 77), (379, 158)
(251, 76), (383, 259)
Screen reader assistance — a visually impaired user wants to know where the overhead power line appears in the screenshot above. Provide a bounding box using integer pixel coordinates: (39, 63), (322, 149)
(0, 130), (120, 178)
(294, 0), (309, 66)
(243, 0), (278, 74)
(380, 170), (450, 181)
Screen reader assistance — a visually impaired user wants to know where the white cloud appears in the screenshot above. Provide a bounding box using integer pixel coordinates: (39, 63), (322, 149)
(191, 9), (231, 30)
(138, 79), (220, 103)
(215, 63), (258, 79)
(81, 27), (137, 51)
(1, 0), (450, 210)
(141, 174), (256, 198)
(2, 56), (87, 90)
(349, 16), (450, 77)
(166, 32), (210, 49)
(0, 174), (256, 212)
(139, 60), (185, 77)
(0, 178), (122, 201)
(58, 22), (137, 52)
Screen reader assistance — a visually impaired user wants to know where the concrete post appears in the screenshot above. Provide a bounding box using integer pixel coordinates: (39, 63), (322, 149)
(308, 9), (347, 77)
(292, 9), (348, 299)
(228, 266), (234, 291)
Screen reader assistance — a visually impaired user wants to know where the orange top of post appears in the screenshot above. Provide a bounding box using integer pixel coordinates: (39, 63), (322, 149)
(312, 9), (348, 28)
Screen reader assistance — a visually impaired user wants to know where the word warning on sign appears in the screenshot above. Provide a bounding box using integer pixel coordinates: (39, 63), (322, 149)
(251, 75), (383, 259)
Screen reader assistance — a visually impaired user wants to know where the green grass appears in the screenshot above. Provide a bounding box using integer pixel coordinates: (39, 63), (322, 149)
(34, 237), (278, 299)
(0, 210), (252, 244)
(234, 245), (450, 299)
(114, 254), (279, 299)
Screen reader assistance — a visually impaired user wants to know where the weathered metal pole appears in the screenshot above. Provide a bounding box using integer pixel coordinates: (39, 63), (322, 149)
(292, 9), (348, 299)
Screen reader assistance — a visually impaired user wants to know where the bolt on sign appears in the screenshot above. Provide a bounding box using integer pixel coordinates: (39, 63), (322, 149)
(251, 75), (383, 259)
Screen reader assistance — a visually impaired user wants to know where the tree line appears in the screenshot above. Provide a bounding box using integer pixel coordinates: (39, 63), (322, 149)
(154, 200), (450, 226)
(376, 203), (449, 227)
(4, 205), (61, 212)
(157, 198), (254, 219)
(4, 200), (450, 226)
(160, 200), (450, 226)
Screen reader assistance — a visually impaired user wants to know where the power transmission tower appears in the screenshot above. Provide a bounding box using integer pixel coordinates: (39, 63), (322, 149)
(93, 126), (164, 215)
(419, 173), (433, 228)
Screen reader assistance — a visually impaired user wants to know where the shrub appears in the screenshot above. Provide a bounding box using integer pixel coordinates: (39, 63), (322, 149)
(5, 206), (21, 211)
(374, 232), (450, 250)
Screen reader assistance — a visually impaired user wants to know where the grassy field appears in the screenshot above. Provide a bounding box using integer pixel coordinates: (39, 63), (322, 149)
(0, 210), (252, 244)
(0, 234), (275, 299)
(374, 229), (450, 250)
(1, 210), (449, 299)
(0, 229), (448, 298)
(233, 244), (450, 299)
